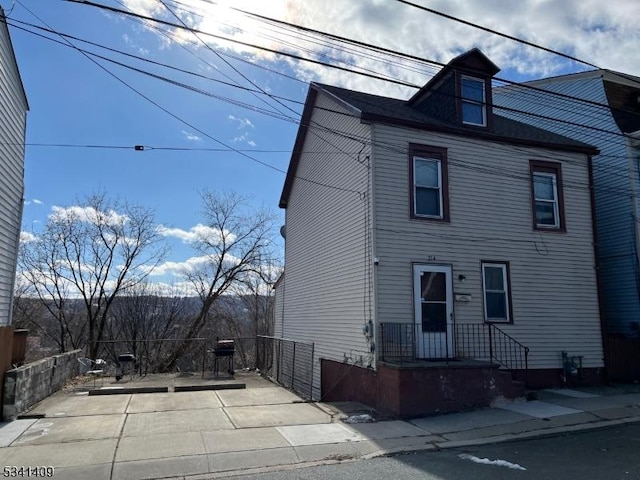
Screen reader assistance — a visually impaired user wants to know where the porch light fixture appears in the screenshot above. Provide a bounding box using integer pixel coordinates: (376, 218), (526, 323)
(458, 274), (466, 282)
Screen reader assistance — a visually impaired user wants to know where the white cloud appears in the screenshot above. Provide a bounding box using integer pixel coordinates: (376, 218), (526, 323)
(228, 115), (254, 129)
(49, 205), (129, 227)
(157, 223), (236, 244)
(32, 199), (43, 205)
(181, 130), (201, 141)
(144, 255), (211, 276)
(118, 0), (640, 98)
(20, 231), (37, 243)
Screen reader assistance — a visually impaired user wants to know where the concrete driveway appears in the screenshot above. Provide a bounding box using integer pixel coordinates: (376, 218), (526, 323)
(0, 372), (371, 480)
(3, 374), (640, 480)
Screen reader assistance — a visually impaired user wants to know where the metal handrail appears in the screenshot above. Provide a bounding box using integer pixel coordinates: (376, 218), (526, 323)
(486, 323), (530, 375)
(379, 322), (529, 384)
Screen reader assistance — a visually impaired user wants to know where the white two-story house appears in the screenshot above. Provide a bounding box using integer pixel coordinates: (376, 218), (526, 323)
(275, 49), (604, 416)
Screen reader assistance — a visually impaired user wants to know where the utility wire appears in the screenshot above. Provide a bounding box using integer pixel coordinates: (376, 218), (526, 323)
(154, 0), (365, 166)
(63, 0), (640, 122)
(64, 0), (416, 88)
(393, 0), (600, 69)
(14, 1), (363, 198)
(9, 4), (638, 194)
(8, 17), (636, 196)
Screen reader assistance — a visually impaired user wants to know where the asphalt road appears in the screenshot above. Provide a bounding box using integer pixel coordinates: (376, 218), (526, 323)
(229, 423), (640, 480)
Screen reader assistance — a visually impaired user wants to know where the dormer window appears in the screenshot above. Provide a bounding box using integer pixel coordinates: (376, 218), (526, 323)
(460, 75), (486, 126)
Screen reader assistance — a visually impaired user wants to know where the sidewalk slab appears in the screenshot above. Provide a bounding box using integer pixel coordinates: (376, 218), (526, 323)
(544, 388), (599, 398)
(116, 431), (206, 462)
(293, 442), (360, 462)
(50, 464), (111, 480)
(216, 387), (302, 407)
(207, 447), (298, 473)
(123, 409), (233, 436)
(126, 391), (222, 413)
(201, 427), (289, 453)
(344, 420), (433, 440)
(410, 408), (530, 434)
(590, 406), (640, 420)
(0, 438), (117, 468)
(351, 437), (440, 457)
(440, 412), (601, 442)
(28, 393), (131, 417)
(0, 419), (37, 447)
(497, 400), (583, 418)
(224, 403), (330, 428)
(538, 393), (640, 412)
(276, 423), (364, 446)
(13, 414), (125, 445)
(113, 454), (210, 480)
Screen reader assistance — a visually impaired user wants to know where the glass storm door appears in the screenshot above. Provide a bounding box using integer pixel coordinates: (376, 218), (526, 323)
(413, 264), (454, 359)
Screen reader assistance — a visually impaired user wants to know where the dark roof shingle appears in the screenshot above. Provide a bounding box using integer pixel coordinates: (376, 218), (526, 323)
(318, 83), (597, 152)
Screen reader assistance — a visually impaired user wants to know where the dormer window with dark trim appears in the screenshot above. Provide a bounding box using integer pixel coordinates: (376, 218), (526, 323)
(461, 75), (486, 126)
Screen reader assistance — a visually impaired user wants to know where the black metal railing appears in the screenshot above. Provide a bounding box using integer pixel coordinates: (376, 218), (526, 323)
(455, 323), (529, 373)
(379, 322), (529, 378)
(256, 336), (314, 400)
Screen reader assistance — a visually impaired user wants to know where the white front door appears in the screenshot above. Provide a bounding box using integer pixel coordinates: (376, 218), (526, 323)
(413, 264), (454, 359)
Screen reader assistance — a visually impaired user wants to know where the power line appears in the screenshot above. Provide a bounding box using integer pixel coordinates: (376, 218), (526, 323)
(11, 3), (638, 196)
(61, 0), (640, 126)
(8, 17), (635, 195)
(14, 1), (364, 198)
(393, 0), (599, 69)
(64, 0), (417, 88)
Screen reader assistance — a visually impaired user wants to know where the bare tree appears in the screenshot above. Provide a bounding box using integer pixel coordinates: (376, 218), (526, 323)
(159, 191), (275, 371)
(18, 193), (166, 359)
(105, 282), (190, 373)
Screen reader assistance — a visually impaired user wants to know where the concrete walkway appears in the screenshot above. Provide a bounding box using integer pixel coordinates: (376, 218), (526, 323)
(1, 374), (640, 480)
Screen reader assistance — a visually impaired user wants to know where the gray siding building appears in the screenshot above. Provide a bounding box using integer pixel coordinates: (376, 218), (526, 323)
(276, 50), (603, 416)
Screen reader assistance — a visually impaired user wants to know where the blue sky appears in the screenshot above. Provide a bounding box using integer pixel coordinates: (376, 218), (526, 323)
(6, 0), (640, 288)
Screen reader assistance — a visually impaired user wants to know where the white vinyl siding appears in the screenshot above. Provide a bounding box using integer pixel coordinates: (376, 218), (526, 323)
(0, 16), (28, 327)
(371, 124), (602, 370)
(281, 91), (373, 399)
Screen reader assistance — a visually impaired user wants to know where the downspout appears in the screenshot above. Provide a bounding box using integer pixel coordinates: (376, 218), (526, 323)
(369, 125), (379, 372)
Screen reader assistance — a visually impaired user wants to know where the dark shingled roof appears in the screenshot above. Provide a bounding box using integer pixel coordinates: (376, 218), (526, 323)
(318, 83), (598, 152)
(279, 79), (599, 208)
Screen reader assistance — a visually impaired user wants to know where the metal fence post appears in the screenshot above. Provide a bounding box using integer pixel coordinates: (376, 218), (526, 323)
(291, 342), (296, 389)
(201, 338), (207, 379)
(309, 342), (315, 400)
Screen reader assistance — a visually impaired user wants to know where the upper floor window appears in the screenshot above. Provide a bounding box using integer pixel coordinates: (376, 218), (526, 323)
(530, 160), (565, 231)
(461, 76), (486, 126)
(410, 145), (449, 221)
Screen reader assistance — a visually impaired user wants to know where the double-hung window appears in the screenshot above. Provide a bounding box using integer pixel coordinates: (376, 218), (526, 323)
(410, 145), (449, 221)
(460, 76), (486, 126)
(482, 262), (511, 323)
(530, 161), (565, 231)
